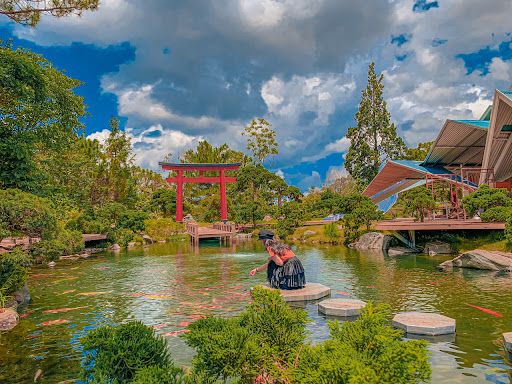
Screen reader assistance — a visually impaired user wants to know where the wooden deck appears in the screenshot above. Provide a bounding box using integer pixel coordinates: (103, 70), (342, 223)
(375, 218), (505, 231)
(83, 234), (108, 242)
(186, 222), (236, 244)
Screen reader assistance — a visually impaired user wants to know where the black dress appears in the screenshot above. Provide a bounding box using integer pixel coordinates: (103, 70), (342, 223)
(267, 257), (306, 290)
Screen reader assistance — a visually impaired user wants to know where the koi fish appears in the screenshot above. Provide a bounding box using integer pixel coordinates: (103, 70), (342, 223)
(231, 285), (243, 290)
(95, 266), (110, 270)
(38, 319), (70, 326)
(428, 281), (440, 286)
(152, 323), (169, 329)
(77, 291), (110, 296)
(467, 304), (503, 318)
(336, 291), (350, 295)
(178, 321), (190, 327)
(126, 292), (146, 297)
(187, 314), (206, 320)
(43, 306), (88, 314)
(19, 311), (33, 318)
(61, 290), (76, 295)
(366, 285), (377, 289)
(163, 329), (190, 337)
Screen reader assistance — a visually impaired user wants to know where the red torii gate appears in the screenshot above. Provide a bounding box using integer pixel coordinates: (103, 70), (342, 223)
(159, 162), (241, 222)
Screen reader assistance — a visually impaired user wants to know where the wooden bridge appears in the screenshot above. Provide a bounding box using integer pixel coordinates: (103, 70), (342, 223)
(186, 222), (237, 244)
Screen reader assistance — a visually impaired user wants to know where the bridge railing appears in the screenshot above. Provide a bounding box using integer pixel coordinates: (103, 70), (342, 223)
(186, 222), (199, 237)
(213, 222), (235, 233)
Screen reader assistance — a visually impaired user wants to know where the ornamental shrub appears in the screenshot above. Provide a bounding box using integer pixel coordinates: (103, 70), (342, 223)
(81, 321), (172, 384)
(132, 365), (188, 384)
(462, 185), (512, 217)
(401, 187), (436, 222)
(0, 247), (31, 296)
(506, 217), (512, 245)
(343, 198), (382, 244)
(324, 222), (340, 242)
(144, 218), (184, 241)
(480, 206), (512, 223)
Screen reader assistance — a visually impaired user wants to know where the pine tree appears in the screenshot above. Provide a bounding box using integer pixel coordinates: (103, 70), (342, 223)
(345, 62), (406, 187)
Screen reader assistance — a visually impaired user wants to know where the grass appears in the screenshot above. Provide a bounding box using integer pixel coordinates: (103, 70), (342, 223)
(290, 224), (344, 244)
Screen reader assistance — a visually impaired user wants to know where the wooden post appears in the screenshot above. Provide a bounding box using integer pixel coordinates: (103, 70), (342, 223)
(220, 169), (227, 222)
(176, 169), (184, 222)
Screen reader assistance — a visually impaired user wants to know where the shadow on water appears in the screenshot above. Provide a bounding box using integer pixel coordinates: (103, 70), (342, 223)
(0, 241), (511, 383)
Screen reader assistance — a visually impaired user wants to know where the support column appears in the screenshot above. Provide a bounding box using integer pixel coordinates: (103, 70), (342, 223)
(176, 170), (184, 222)
(220, 169), (227, 222)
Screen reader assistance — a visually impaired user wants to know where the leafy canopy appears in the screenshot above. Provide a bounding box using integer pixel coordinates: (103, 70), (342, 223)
(243, 118), (279, 164)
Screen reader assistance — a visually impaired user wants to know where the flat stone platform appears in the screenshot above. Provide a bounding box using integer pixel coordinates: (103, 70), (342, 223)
(318, 299), (366, 317)
(280, 283), (331, 302)
(392, 312), (456, 336)
(504, 332), (512, 353)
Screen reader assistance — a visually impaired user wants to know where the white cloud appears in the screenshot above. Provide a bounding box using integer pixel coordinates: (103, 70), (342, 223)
(489, 58), (512, 82)
(86, 129), (111, 144)
(298, 171), (322, 191)
(275, 169), (285, 179)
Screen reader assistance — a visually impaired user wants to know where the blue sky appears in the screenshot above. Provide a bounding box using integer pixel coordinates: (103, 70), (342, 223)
(1, 0), (511, 190)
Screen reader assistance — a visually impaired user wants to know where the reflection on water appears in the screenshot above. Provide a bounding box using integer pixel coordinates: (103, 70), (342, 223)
(0, 241), (511, 383)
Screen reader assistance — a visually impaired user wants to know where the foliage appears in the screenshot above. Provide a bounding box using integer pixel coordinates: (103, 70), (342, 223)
(291, 303), (431, 383)
(183, 286), (309, 382)
(242, 118), (279, 164)
(402, 141), (434, 161)
(132, 365), (189, 384)
(506, 217), (512, 245)
(0, 43), (85, 191)
(30, 229), (84, 262)
(480, 206), (512, 223)
(345, 62), (406, 187)
(0, 0), (99, 26)
(0, 247), (31, 296)
(109, 228), (135, 247)
(325, 174), (360, 195)
(343, 198), (383, 244)
(276, 201), (304, 240)
(149, 188), (176, 217)
(462, 185), (512, 217)
(81, 321), (172, 384)
(0, 188), (57, 240)
(401, 187), (436, 222)
(323, 222), (340, 242)
(144, 218), (184, 241)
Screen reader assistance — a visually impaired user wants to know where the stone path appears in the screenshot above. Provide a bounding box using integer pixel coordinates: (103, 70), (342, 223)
(392, 312), (456, 336)
(318, 298), (366, 317)
(279, 283), (331, 302)
(504, 332), (512, 353)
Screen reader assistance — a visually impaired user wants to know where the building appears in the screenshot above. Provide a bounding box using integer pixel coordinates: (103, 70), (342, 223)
(364, 89), (512, 214)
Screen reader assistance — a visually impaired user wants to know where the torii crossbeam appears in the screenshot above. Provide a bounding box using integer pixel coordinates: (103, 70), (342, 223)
(159, 162), (241, 222)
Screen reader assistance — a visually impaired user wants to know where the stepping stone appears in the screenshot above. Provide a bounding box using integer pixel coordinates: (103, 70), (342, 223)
(504, 332), (512, 353)
(318, 298), (366, 317)
(279, 283), (331, 302)
(392, 312), (456, 336)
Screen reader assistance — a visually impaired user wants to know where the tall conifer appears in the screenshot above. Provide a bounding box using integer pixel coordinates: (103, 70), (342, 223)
(345, 62), (406, 187)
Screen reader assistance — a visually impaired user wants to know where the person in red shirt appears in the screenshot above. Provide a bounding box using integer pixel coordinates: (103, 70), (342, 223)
(249, 230), (306, 290)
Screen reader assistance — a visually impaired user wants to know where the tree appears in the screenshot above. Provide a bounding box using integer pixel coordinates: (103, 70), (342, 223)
(462, 184), (512, 217)
(325, 174), (359, 195)
(324, 222), (340, 242)
(0, 0), (99, 26)
(402, 141), (434, 161)
(345, 62), (406, 187)
(343, 197), (383, 244)
(242, 118), (278, 164)
(0, 43), (85, 191)
(401, 187), (436, 222)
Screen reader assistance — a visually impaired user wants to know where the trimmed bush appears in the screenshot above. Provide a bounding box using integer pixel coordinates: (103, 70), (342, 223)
(462, 185), (512, 217)
(144, 218), (184, 241)
(480, 206), (512, 223)
(401, 187), (436, 222)
(324, 222), (340, 242)
(0, 247), (31, 296)
(81, 321), (172, 383)
(132, 365), (188, 384)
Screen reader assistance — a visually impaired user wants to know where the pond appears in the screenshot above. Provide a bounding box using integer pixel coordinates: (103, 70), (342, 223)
(1, 241), (511, 383)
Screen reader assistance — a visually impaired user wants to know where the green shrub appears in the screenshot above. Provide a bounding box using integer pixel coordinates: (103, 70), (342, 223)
(109, 228), (135, 247)
(343, 198), (382, 244)
(0, 248), (31, 296)
(462, 185), (512, 216)
(480, 206), (512, 223)
(119, 210), (148, 232)
(132, 365), (188, 384)
(324, 222), (340, 241)
(401, 187), (436, 222)
(506, 217), (512, 245)
(0, 189), (57, 239)
(144, 218), (184, 241)
(81, 321), (172, 384)
(29, 229), (84, 262)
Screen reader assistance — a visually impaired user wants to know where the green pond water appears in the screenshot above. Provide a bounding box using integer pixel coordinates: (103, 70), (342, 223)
(1, 241), (512, 383)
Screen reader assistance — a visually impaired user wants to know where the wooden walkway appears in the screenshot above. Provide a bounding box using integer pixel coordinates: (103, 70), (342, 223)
(375, 218), (505, 231)
(186, 222), (236, 244)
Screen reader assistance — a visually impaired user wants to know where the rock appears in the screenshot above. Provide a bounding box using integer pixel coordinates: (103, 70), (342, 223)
(183, 214), (195, 222)
(438, 249), (512, 271)
(387, 247), (416, 256)
(263, 215), (273, 222)
(142, 235), (154, 244)
(34, 368), (43, 382)
(349, 232), (392, 250)
(0, 308), (19, 331)
(302, 230), (317, 237)
(503, 332), (512, 353)
(278, 283), (331, 302)
(392, 312), (456, 336)
(424, 241), (453, 255)
(48, 261), (56, 268)
(318, 298), (366, 317)
(110, 244), (121, 251)
(127, 242), (137, 248)
(13, 284), (30, 306)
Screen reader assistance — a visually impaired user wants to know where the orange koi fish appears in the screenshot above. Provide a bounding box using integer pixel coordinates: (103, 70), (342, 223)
(163, 329), (190, 337)
(38, 319), (70, 326)
(78, 291), (110, 296)
(178, 321), (190, 327)
(43, 306), (88, 314)
(336, 291), (350, 295)
(467, 304), (503, 318)
(61, 289), (76, 295)
(366, 285), (377, 289)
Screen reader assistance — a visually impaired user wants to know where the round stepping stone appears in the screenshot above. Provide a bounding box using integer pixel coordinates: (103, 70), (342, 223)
(318, 298), (366, 317)
(392, 312), (456, 336)
(503, 332), (512, 353)
(279, 283), (331, 302)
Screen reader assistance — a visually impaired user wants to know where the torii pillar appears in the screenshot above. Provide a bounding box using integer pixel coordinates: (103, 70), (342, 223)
(159, 162), (241, 222)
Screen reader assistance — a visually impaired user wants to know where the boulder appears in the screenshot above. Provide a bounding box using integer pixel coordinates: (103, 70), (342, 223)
(263, 215), (273, 222)
(302, 230), (317, 237)
(48, 261), (56, 268)
(142, 235), (154, 244)
(349, 232), (392, 250)
(110, 243), (121, 251)
(387, 247), (416, 256)
(438, 249), (512, 271)
(0, 308), (19, 331)
(12, 284), (30, 307)
(503, 332), (512, 353)
(183, 214), (195, 222)
(424, 241), (453, 255)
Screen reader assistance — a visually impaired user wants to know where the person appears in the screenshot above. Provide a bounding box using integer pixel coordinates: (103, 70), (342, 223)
(249, 230), (306, 290)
